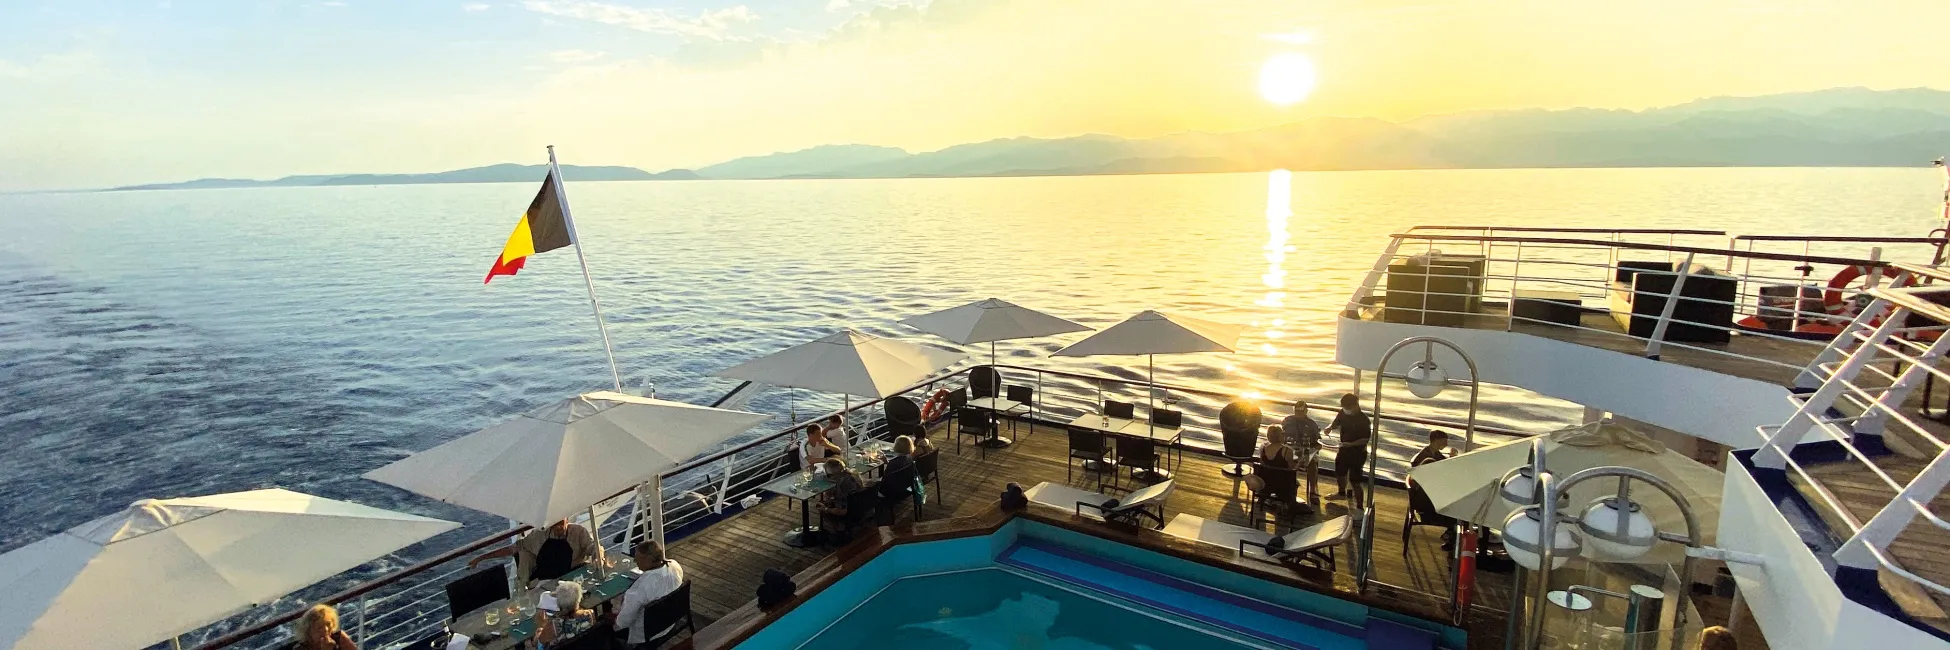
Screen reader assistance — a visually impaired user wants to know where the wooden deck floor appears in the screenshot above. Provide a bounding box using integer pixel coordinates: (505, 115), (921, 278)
(662, 419), (1758, 648)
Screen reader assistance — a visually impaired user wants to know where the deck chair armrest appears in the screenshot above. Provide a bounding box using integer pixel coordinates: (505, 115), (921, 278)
(1076, 500), (1109, 517)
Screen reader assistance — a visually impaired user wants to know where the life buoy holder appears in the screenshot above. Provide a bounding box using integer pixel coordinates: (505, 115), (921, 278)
(1824, 265), (1909, 319)
(919, 389), (951, 422)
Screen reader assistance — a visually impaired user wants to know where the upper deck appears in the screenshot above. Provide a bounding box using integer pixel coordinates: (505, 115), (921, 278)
(1336, 227), (1950, 451)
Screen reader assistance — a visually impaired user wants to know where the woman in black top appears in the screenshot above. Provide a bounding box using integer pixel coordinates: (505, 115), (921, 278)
(1324, 392), (1372, 513)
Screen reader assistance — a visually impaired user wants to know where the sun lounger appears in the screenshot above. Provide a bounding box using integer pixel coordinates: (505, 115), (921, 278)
(1163, 513), (1350, 569)
(1023, 480), (1173, 528)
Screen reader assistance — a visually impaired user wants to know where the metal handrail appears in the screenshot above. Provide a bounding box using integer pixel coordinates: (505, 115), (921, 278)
(1406, 226), (1729, 236)
(1392, 232), (1895, 267)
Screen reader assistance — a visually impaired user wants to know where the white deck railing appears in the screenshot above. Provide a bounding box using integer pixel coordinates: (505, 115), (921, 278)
(1346, 229), (1946, 388)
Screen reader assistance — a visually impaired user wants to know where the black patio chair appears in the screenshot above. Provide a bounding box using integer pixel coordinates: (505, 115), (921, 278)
(1116, 437), (1161, 487)
(1004, 384), (1035, 436)
(636, 580), (698, 649)
(915, 449), (943, 516)
(879, 459), (920, 524)
(1248, 463), (1302, 531)
(969, 365), (1001, 399)
(445, 565), (510, 621)
(1219, 400), (1262, 478)
(955, 407), (996, 458)
(1104, 400), (1135, 419)
(1066, 427), (1114, 488)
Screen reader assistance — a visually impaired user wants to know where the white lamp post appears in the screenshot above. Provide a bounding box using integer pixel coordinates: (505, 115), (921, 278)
(1357, 336), (1480, 589)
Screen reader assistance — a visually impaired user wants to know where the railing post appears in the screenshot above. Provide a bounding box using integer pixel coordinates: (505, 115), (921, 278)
(1756, 301), (1910, 469)
(1506, 241), (1523, 332)
(355, 593), (368, 646)
(1643, 252), (1697, 359)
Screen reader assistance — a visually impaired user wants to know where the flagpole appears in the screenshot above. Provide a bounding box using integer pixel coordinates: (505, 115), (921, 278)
(548, 145), (625, 392)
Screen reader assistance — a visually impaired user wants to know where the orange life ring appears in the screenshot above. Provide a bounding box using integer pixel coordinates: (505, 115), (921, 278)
(1824, 265), (1909, 318)
(919, 389), (951, 422)
(1453, 528), (1478, 617)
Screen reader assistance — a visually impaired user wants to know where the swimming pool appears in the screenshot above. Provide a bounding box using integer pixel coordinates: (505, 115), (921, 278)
(735, 519), (1463, 650)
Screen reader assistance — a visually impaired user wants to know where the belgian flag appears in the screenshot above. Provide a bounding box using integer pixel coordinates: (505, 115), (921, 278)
(484, 172), (574, 283)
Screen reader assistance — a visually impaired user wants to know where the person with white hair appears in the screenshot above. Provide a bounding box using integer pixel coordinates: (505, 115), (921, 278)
(535, 581), (595, 647)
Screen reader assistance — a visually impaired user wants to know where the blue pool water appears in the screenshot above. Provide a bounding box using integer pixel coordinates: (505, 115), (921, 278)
(737, 520), (1462, 650)
(801, 567), (1271, 650)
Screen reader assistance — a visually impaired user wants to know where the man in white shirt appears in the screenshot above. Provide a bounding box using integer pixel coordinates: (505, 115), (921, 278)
(613, 540), (686, 648)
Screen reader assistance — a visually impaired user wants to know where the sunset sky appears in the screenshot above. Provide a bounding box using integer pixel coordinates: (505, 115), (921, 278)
(2, 0), (1946, 191)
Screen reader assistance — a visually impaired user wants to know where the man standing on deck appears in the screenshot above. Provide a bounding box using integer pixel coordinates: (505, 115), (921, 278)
(1323, 393), (1372, 516)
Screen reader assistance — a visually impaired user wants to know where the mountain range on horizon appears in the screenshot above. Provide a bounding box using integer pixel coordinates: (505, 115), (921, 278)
(106, 86), (1950, 192)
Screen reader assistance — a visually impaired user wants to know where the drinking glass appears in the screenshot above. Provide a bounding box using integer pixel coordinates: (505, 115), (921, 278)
(482, 610), (499, 627)
(518, 593), (536, 619)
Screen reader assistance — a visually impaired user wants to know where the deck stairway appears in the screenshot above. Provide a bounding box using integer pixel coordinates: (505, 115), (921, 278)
(1735, 270), (1950, 648)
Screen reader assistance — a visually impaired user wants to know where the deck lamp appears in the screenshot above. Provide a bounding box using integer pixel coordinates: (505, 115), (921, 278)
(1404, 360), (1449, 398)
(1357, 336), (1481, 591)
(1502, 505), (1581, 571)
(1501, 439), (1711, 650)
(1577, 494), (1658, 561)
(1498, 466), (1539, 508)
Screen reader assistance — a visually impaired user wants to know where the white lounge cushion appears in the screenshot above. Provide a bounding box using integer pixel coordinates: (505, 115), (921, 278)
(1024, 482), (1115, 519)
(1024, 480), (1175, 521)
(1165, 514), (1351, 559)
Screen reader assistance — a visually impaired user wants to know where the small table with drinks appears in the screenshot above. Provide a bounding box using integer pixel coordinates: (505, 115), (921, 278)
(447, 557), (638, 650)
(760, 439), (893, 548)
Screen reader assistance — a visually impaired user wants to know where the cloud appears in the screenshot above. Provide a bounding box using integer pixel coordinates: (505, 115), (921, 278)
(825, 0), (851, 12)
(546, 49), (606, 62)
(462, 3), (489, 11)
(521, 1), (758, 40)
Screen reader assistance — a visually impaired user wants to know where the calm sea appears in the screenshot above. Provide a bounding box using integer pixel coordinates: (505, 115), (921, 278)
(1, 167), (1941, 563)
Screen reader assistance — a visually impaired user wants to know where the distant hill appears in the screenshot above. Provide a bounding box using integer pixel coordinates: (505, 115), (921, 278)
(675, 86), (1950, 179)
(695, 144), (910, 179)
(108, 163), (664, 191)
(103, 87), (1950, 192)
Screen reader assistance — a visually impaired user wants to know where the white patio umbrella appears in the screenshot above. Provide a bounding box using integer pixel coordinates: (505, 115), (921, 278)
(1054, 309), (1240, 408)
(899, 298), (1092, 367)
(0, 489), (457, 650)
(363, 391), (769, 545)
(712, 329), (968, 418)
(1406, 421), (1723, 565)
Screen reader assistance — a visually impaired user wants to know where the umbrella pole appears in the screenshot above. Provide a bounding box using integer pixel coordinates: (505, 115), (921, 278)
(588, 504), (605, 579)
(650, 473), (667, 548)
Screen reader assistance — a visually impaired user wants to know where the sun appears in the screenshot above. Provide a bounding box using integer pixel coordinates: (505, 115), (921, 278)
(1258, 52), (1317, 106)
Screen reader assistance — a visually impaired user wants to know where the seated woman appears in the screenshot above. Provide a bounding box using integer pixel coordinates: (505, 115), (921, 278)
(1257, 425), (1300, 470)
(1249, 425), (1303, 513)
(817, 458), (870, 538)
(883, 435), (917, 475)
(534, 581), (600, 649)
(911, 426), (937, 456)
(799, 423), (842, 471)
(288, 604), (357, 650)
